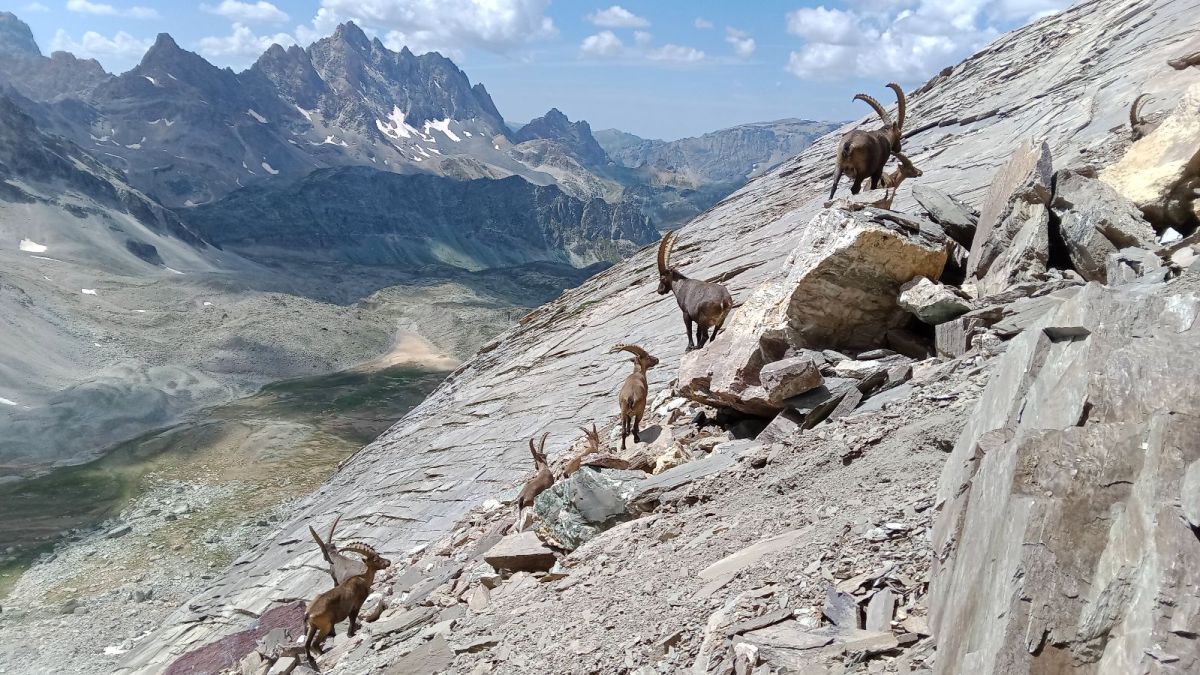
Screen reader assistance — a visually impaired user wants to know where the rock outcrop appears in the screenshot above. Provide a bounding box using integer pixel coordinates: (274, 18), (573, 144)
(1052, 170), (1158, 282)
(930, 283), (1200, 674)
(677, 208), (946, 416)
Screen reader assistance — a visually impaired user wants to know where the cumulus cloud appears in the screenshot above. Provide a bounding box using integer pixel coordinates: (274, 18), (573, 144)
(24, 2), (50, 12)
(51, 29), (152, 64)
(65, 0), (158, 19)
(725, 27), (755, 59)
(197, 22), (296, 63)
(202, 0), (289, 24)
(694, 17), (714, 30)
(580, 30), (623, 58)
(633, 30), (652, 48)
(646, 44), (705, 64)
(315, 0), (556, 54)
(784, 0), (1068, 81)
(587, 5), (649, 29)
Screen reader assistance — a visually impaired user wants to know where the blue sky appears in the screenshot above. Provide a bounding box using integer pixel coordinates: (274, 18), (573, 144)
(15, 0), (1072, 139)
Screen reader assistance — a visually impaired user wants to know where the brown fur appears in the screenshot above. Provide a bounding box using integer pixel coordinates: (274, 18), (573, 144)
(308, 514), (366, 587)
(656, 232), (734, 350)
(303, 543), (391, 663)
(611, 344), (658, 450)
(514, 433), (553, 530)
(562, 424), (631, 476)
(830, 83), (907, 199)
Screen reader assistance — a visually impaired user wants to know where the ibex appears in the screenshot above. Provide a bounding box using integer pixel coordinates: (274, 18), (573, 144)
(873, 151), (924, 209)
(514, 432), (553, 531)
(303, 543), (391, 662)
(830, 83), (907, 198)
(657, 231), (733, 351)
(612, 344), (658, 450)
(1129, 94), (1157, 141)
(562, 423), (631, 477)
(308, 514), (369, 586)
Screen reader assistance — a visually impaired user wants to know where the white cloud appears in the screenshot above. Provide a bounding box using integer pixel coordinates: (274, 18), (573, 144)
(315, 0), (556, 54)
(24, 2), (50, 12)
(580, 30), (623, 58)
(646, 43), (705, 64)
(588, 5), (649, 29)
(66, 0), (158, 19)
(293, 7), (341, 45)
(725, 27), (755, 59)
(633, 30), (652, 48)
(197, 23), (296, 63)
(693, 17), (714, 30)
(202, 1), (289, 24)
(51, 28), (152, 63)
(784, 0), (1067, 81)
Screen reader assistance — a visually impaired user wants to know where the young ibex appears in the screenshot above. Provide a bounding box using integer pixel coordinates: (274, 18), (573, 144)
(1129, 94), (1157, 141)
(830, 83), (907, 198)
(612, 344), (658, 450)
(657, 231), (733, 351)
(303, 543), (391, 662)
(872, 151), (924, 209)
(514, 432), (553, 531)
(308, 514), (369, 586)
(562, 423), (630, 477)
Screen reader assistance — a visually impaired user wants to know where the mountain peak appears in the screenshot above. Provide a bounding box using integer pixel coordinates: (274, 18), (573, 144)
(0, 12), (42, 59)
(333, 21), (371, 51)
(514, 108), (608, 166)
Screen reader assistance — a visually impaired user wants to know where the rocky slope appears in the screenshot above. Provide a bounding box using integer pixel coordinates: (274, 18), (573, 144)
(187, 169), (655, 269)
(42, 0), (1188, 673)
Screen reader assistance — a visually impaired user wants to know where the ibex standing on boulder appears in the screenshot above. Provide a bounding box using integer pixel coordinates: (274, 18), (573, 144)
(514, 432), (553, 531)
(657, 232), (733, 351)
(1129, 94), (1157, 141)
(612, 344), (658, 450)
(303, 543), (391, 663)
(830, 83), (907, 198)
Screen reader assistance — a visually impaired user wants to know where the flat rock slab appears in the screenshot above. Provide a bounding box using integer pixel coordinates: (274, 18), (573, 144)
(381, 634), (453, 674)
(913, 184), (978, 249)
(699, 528), (811, 581)
(735, 622), (899, 670)
(483, 532), (556, 573)
(631, 452), (735, 506)
(760, 356), (824, 404)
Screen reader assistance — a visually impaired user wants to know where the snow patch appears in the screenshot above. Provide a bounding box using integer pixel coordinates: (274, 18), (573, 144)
(82, 288), (97, 295)
(463, 130), (473, 137)
(125, 137), (146, 150)
(0, 397), (17, 406)
(19, 239), (47, 253)
(103, 646), (128, 656)
(164, 267), (184, 275)
(261, 161), (279, 175)
(166, 73), (177, 80)
(246, 109), (268, 124)
(424, 118), (461, 142)
(322, 135), (349, 147)
(203, 301), (213, 306)
(376, 106), (420, 140)
(417, 146), (431, 158)
(493, 144), (500, 150)
(144, 76), (157, 86)
(149, 118), (175, 127)
(295, 105), (315, 121)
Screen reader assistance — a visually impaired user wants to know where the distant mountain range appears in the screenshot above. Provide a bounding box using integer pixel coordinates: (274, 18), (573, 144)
(0, 11), (837, 237)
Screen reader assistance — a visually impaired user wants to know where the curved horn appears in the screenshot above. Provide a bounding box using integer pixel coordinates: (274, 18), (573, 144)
(657, 232), (676, 274)
(892, 151), (914, 168)
(853, 93), (891, 127)
(610, 344), (651, 359)
(579, 424), (599, 451)
(339, 541), (379, 559)
(886, 82), (906, 131)
(538, 431), (549, 457)
(326, 513), (342, 546)
(1130, 93), (1150, 128)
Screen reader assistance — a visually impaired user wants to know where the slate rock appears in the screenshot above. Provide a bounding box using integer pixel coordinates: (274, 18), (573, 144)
(913, 184), (978, 249)
(1051, 170), (1158, 282)
(898, 276), (973, 325)
(967, 139), (1053, 296)
(759, 356), (824, 404)
(534, 467), (640, 550)
(483, 532), (556, 573)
